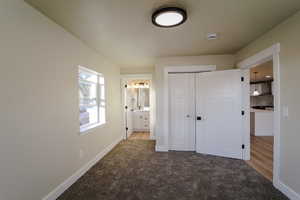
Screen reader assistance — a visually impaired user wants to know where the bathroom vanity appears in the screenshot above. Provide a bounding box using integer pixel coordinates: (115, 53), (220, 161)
(132, 110), (150, 132)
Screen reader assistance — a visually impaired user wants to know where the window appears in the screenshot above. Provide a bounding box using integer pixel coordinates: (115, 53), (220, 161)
(79, 66), (105, 132)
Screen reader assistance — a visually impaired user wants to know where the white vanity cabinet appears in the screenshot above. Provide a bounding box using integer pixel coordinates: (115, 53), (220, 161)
(133, 111), (150, 132)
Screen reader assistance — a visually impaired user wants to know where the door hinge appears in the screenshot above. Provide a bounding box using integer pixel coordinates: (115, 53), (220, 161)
(241, 77), (244, 82)
(242, 144), (245, 149)
(241, 110), (245, 115)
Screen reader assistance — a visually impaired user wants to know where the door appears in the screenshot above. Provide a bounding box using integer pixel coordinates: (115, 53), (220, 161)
(169, 73), (196, 151)
(124, 84), (133, 138)
(195, 70), (243, 159)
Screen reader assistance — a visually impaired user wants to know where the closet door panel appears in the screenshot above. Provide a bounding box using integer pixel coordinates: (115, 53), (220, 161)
(169, 73), (196, 151)
(195, 70), (243, 159)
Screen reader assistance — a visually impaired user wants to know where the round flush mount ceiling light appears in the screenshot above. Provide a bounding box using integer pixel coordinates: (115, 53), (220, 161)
(152, 7), (187, 28)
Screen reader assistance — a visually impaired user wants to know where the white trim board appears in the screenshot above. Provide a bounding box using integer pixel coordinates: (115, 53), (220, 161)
(164, 65), (216, 73)
(155, 145), (169, 152)
(278, 181), (300, 200)
(237, 44), (280, 69)
(238, 43), (284, 191)
(157, 65), (216, 152)
(121, 74), (152, 80)
(42, 137), (123, 200)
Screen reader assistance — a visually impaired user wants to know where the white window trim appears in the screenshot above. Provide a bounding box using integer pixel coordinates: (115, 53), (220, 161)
(79, 66), (106, 134)
(80, 122), (106, 135)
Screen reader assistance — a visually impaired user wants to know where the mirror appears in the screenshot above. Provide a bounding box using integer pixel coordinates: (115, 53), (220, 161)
(137, 88), (150, 110)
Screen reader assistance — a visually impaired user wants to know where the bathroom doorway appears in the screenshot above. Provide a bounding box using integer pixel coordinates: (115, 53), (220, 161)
(121, 75), (153, 140)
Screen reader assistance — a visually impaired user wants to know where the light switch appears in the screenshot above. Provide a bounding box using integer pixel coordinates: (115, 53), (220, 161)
(283, 105), (289, 118)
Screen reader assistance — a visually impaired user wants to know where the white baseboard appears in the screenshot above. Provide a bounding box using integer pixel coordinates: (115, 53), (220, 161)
(155, 145), (169, 152)
(277, 180), (300, 200)
(42, 136), (123, 200)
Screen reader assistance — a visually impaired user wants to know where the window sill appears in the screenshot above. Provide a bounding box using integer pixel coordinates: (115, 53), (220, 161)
(80, 122), (106, 135)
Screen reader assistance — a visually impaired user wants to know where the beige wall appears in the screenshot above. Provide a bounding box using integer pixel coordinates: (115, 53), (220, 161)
(237, 11), (300, 195)
(156, 55), (236, 71)
(0, 1), (122, 200)
(2, 0), (300, 198)
(155, 55), (236, 148)
(120, 67), (154, 75)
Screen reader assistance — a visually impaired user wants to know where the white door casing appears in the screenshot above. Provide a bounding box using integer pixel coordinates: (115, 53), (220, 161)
(124, 87), (133, 138)
(121, 74), (154, 139)
(195, 70), (243, 159)
(168, 73), (196, 151)
(238, 44), (281, 189)
(160, 65), (216, 152)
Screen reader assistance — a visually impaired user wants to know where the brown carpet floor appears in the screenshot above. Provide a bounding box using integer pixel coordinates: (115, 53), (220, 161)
(58, 140), (288, 200)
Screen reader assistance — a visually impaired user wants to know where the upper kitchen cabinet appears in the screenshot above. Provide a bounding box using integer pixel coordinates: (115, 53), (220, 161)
(250, 60), (273, 97)
(250, 81), (273, 96)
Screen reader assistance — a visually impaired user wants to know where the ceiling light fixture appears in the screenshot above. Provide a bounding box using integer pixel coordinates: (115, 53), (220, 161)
(152, 7), (187, 28)
(253, 72), (260, 96)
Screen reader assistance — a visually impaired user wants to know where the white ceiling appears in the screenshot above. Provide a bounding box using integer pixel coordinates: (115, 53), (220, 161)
(25, 0), (300, 68)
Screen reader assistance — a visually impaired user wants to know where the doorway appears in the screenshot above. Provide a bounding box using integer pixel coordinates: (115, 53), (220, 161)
(238, 43), (281, 186)
(121, 75), (153, 141)
(168, 70), (244, 159)
(246, 60), (274, 181)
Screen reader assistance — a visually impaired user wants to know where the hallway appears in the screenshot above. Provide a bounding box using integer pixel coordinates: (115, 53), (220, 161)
(58, 140), (287, 200)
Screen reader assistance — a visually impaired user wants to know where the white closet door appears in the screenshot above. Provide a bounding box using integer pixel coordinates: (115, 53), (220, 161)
(196, 70), (243, 159)
(169, 73), (196, 151)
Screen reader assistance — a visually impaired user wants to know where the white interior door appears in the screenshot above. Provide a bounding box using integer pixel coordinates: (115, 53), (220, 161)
(196, 70), (243, 159)
(124, 86), (133, 138)
(169, 73), (196, 151)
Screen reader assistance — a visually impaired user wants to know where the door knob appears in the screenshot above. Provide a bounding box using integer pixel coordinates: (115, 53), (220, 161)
(197, 116), (202, 121)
